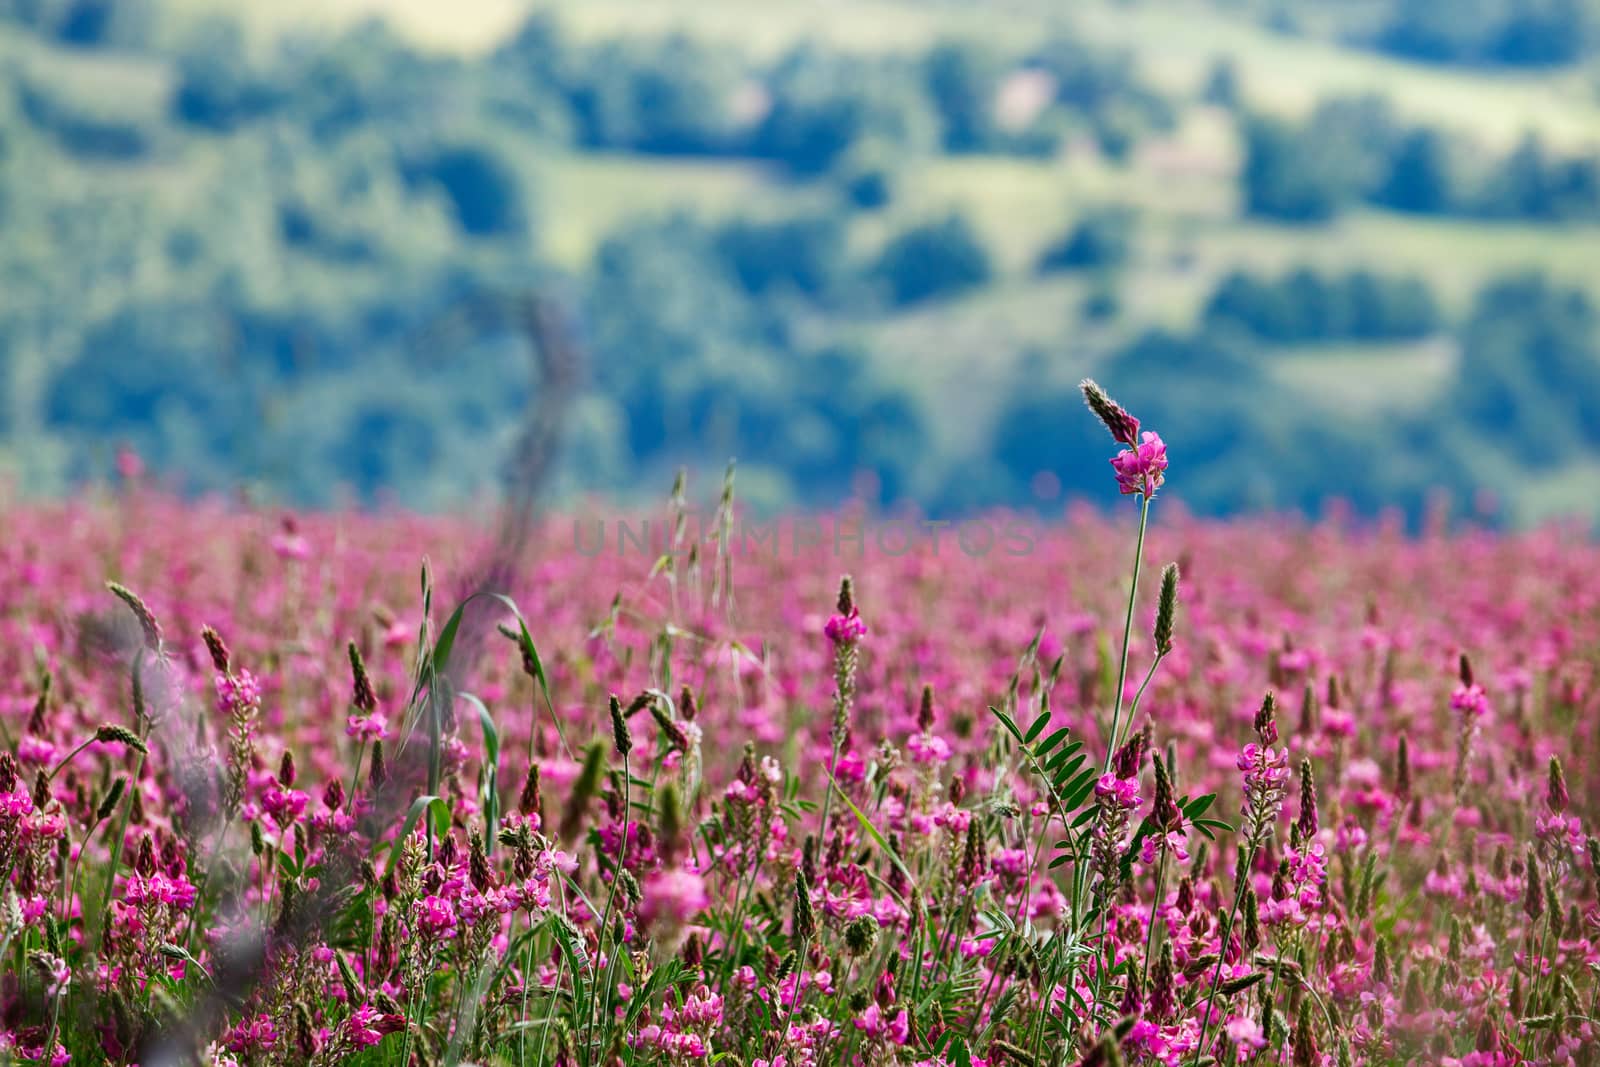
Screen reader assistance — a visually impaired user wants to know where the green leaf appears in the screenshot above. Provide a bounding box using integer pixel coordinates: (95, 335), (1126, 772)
(1023, 711), (1052, 744)
(549, 915), (589, 1022)
(409, 590), (568, 760)
(385, 795), (451, 875)
(989, 706), (1025, 746)
(831, 781), (915, 895)
(1061, 767), (1100, 812)
(1049, 753), (1087, 791)
(1035, 727), (1072, 756)
(1182, 793), (1218, 819)
(459, 692), (501, 853)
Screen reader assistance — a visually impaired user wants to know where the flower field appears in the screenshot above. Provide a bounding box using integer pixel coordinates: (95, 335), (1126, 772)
(0, 388), (1596, 1066)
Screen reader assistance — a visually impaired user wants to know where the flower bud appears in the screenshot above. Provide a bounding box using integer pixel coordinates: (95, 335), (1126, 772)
(1296, 759), (1319, 840)
(844, 915), (878, 956)
(519, 763), (544, 821)
(202, 627), (231, 674)
(1253, 692), (1279, 746)
(348, 641), (377, 713)
(792, 871), (817, 942)
(609, 695), (633, 757)
(1153, 563), (1179, 655)
(1079, 378), (1141, 446)
(1547, 755), (1569, 814)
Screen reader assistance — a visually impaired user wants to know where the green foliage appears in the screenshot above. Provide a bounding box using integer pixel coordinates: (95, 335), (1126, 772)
(751, 43), (938, 175)
(1036, 209), (1135, 274)
(1241, 99), (1395, 222)
(586, 217), (925, 501)
(1375, 0), (1594, 67)
(714, 213), (849, 299)
(404, 143), (529, 238)
(1374, 128), (1459, 215)
(1205, 267), (1440, 343)
(873, 214), (992, 306)
(1245, 97), (1600, 224)
(1453, 273), (1600, 447)
(17, 77), (149, 158)
(923, 39), (1006, 153)
(0, 3), (1596, 520)
(1481, 134), (1600, 222)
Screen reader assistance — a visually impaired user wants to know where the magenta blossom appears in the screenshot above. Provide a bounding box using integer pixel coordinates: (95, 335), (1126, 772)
(1111, 431), (1168, 498)
(1093, 773), (1142, 808)
(637, 869), (710, 930)
(824, 608), (867, 644)
(344, 1003), (406, 1049)
(1450, 682), (1490, 718)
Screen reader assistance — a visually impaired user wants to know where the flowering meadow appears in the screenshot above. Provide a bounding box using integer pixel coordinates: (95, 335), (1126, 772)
(1, 384), (1598, 1067)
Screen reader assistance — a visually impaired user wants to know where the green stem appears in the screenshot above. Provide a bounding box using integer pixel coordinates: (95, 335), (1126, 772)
(591, 758), (631, 1061)
(347, 739), (367, 814)
(1189, 845), (1261, 1066)
(47, 736), (99, 780)
(535, 881), (571, 1067)
(1254, 966), (1282, 1059)
(94, 747), (146, 954)
(715, 840), (764, 992)
(518, 915), (536, 1067)
(1127, 652), (1167, 726)
(1103, 493), (1152, 775)
(1140, 847), (1170, 991)
(398, 980), (422, 1067)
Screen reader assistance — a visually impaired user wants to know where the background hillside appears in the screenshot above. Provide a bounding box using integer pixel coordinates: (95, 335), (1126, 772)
(3, 0), (1599, 522)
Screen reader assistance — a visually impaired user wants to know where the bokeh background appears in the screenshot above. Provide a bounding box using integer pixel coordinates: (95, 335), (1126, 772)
(2, 0), (1598, 523)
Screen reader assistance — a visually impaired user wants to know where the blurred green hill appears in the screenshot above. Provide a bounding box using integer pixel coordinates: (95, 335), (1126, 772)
(2, 0), (1599, 523)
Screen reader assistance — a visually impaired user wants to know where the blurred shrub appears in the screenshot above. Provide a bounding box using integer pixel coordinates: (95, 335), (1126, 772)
(403, 144), (528, 239)
(565, 35), (743, 154)
(1480, 134), (1600, 221)
(1204, 267), (1441, 342)
(1374, 128), (1460, 214)
(752, 44), (937, 175)
(17, 80), (149, 159)
(923, 39), (1004, 153)
(873, 215), (992, 306)
(1454, 273), (1600, 446)
(0, 0), (153, 48)
(1201, 57), (1240, 109)
(714, 214), (849, 300)
(1376, 0), (1592, 67)
(1243, 97), (1597, 223)
(842, 164), (893, 209)
(1036, 209), (1135, 273)
(171, 25), (285, 133)
(1241, 98), (1394, 222)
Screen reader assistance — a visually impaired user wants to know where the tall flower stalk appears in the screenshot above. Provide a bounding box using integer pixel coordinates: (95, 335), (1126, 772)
(817, 576), (865, 845)
(1191, 695), (1291, 1065)
(1081, 380), (1169, 774)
